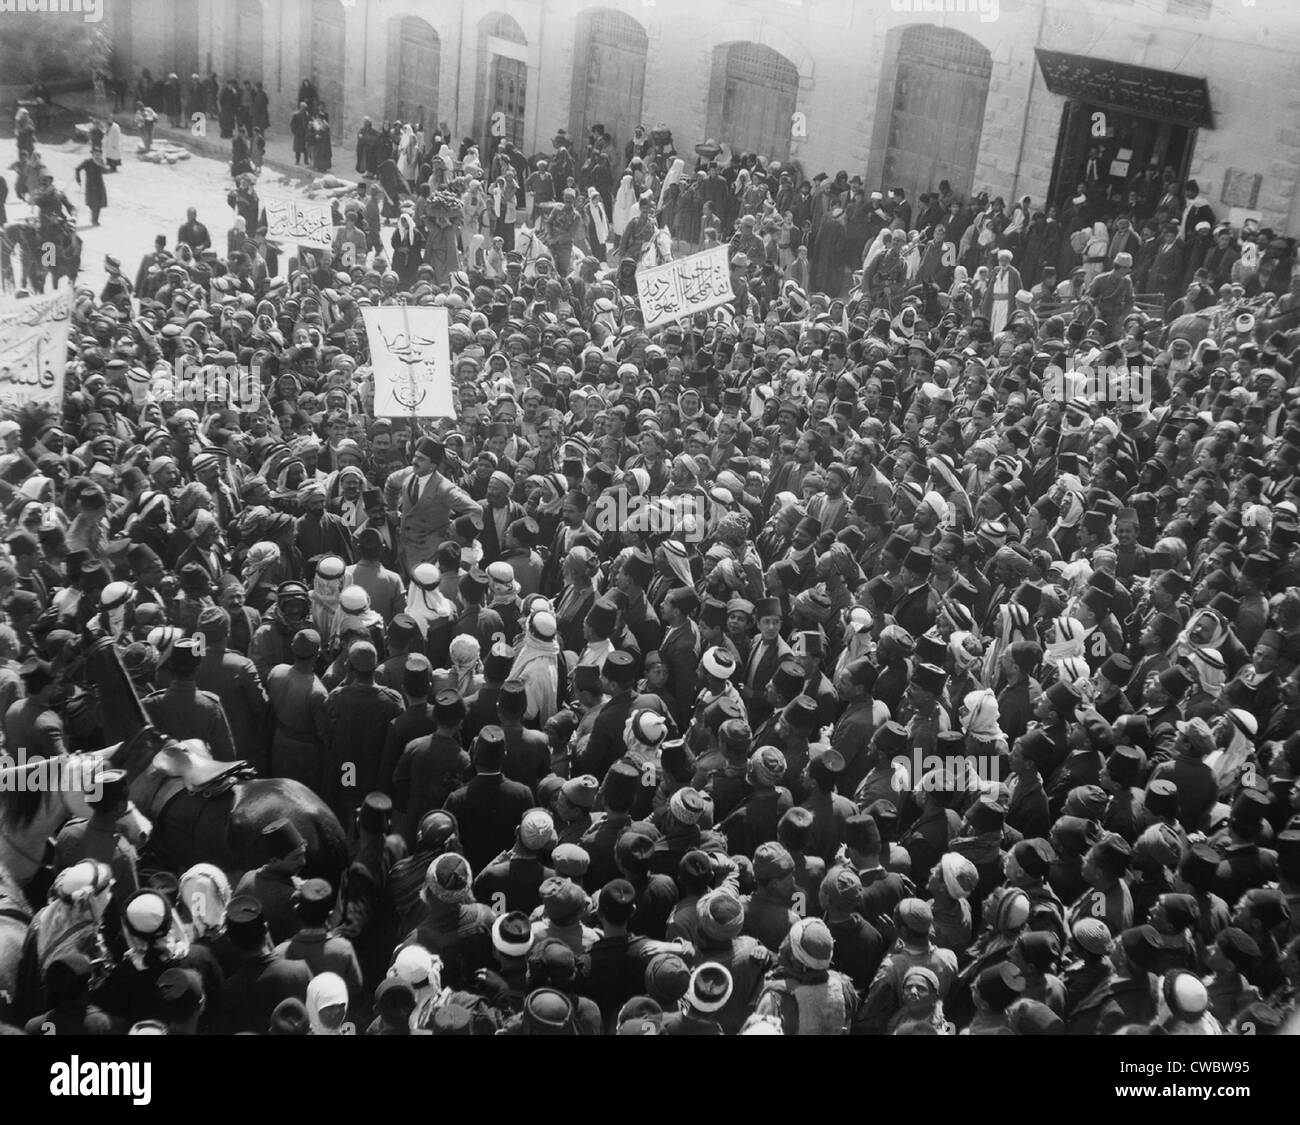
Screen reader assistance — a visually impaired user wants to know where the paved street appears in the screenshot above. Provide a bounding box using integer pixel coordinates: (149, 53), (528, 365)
(6, 133), (317, 295)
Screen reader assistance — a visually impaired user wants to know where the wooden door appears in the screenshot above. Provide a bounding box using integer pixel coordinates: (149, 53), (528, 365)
(573, 9), (647, 167)
(882, 26), (991, 205)
(235, 0), (263, 84)
(716, 43), (797, 162)
(172, 0), (201, 78)
(394, 18), (439, 133)
(488, 55), (527, 150)
(311, 0), (347, 127)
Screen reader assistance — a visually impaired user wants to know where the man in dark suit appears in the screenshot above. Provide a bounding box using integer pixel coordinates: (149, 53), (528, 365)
(740, 597), (792, 726)
(464, 643), (512, 745)
(194, 605), (268, 771)
(498, 679), (550, 794)
(443, 727), (534, 875)
(615, 550), (662, 656)
(1213, 791), (1278, 906)
(377, 655), (437, 797)
(574, 651), (639, 781)
(540, 490), (601, 597)
(892, 547), (938, 638)
(479, 470), (525, 565)
(1180, 180), (1215, 239)
(997, 640), (1040, 746)
(657, 587), (701, 729)
(360, 489), (401, 573)
(832, 658), (880, 797)
(395, 438), (478, 575)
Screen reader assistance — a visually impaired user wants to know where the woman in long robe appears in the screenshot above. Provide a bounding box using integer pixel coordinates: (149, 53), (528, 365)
(611, 174), (636, 240)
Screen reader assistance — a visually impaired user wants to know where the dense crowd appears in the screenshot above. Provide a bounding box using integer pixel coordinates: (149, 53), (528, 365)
(1, 82), (1299, 1038)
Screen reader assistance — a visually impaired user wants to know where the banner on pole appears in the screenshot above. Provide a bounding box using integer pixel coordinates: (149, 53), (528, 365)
(0, 291), (72, 411)
(363, 306), (456, 419)
(263, 195), (336, 250)
(635, 245), (734, 329)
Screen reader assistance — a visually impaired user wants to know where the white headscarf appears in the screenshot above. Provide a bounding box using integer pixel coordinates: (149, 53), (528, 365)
(311, 562), (346, 636)
(332, 587), (383, 639)
(1045, 617), (1086, 666)
(307, 972), (351, 1035)
(949, 632), (985, 683)
(448, 634), (482, 699)
(405, 565), (455, 637)
(659, 158), (685, 210)
(612, 174), (636, 237)
(178, 863), (231, 939)
(587, 187), (609, 245)
(1185, 646), (1227, 699)
(509, 612), (560, 723)
(982, 603), (1031, 688)
(1207, 709), (1259, 794)
(243, 541), (281, 596)
(962, 688), (1006, 745)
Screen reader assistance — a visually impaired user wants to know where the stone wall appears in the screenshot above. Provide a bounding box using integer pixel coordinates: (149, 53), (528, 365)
(101, 0), (1300, 234)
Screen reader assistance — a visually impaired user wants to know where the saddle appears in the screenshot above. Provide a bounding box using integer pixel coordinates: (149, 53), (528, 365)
(151, 740), (252, 795)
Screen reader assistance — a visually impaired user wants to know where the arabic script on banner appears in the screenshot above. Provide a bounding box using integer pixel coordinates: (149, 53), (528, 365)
(362, 306), (457, 419)
(263, 195), (336, 250)
(0, 291), (71, 410)
(636, 245), (734, 329)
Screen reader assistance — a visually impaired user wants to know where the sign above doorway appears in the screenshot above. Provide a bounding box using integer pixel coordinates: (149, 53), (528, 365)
(1035, 49), (1214, 129)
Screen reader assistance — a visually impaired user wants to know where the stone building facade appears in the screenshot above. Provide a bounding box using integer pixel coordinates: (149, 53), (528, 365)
(102, 0), (1300, 234)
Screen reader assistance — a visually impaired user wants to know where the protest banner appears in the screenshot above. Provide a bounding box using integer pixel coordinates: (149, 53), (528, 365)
(0, 290), (72, 411)
(363, 305), (456, 419)
(262, 195), (336, 251)
(635, 244), (735, 329)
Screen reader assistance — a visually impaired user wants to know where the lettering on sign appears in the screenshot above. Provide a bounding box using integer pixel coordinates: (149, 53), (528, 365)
(636, 245), (735, 329)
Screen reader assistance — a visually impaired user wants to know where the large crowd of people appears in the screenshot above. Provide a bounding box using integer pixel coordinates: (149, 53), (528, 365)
(0, 67), (1299, 1038)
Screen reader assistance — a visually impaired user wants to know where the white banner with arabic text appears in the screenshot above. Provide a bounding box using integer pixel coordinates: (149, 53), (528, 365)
(263, 195), (336, 250)
(0, 290), (71, 411)
(636, 245), (734, 329)
(363, 306), (456, 418)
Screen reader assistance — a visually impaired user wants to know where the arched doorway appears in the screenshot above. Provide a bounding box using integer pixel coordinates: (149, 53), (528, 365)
(480, 13), (528, 157)
(570, 7), (648, 164)
(235, 0), (263, 84)
(881, 26), (991, 203)
(389, 16), (440, 134)
(310, 0), (347, 128)
(706, 42), (798, 162)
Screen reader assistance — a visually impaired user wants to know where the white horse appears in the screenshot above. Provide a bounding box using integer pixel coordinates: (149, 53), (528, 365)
(0, 859), (29, 1010)
(0, 749), (141, 889)
(513, 224), (548, 278)
(638, 225), (674, 271)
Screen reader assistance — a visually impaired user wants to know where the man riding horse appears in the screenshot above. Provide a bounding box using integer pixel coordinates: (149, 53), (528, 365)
(31, 176), (77, 253)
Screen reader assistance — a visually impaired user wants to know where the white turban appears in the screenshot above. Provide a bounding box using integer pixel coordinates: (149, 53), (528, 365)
(921, 491), (949, 523)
